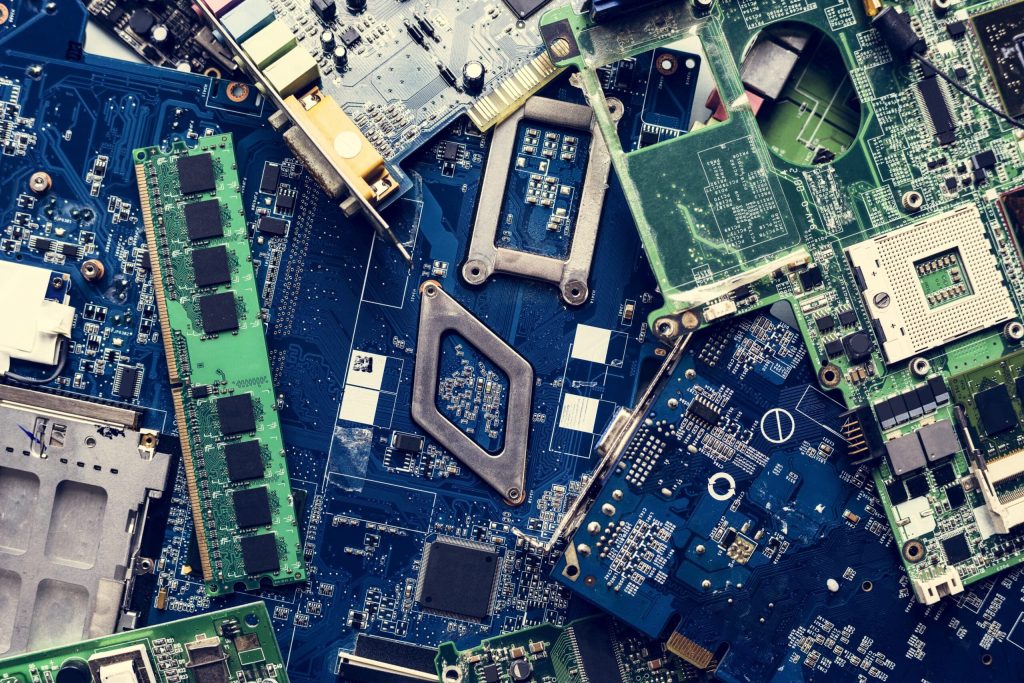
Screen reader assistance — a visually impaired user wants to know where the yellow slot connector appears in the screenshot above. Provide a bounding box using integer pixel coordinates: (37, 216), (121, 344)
(282, 88), (398, 204)
(863, 0), (882, 17)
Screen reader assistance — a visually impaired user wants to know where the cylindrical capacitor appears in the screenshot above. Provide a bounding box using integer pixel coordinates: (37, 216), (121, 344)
(55, 659), (92, 683)
(462, 60), (485, 93)
(320, 29), (336, 51)
(347, 0), (366, 13)
(333, 45), (348, 68)
(151, 24), (170, 44)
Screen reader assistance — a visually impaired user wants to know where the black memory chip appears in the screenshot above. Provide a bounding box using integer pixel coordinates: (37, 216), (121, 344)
(975, 384), (1017, 436)
(183, 199), (223, 241)
(233, 486), (272, 528)
(240, 532), (280, 575)
(257, 216), (288, 236)
(942, 533), (972, 565)
(502, 0), (550, 19)
(191, 245), (231, 288)
(115, 366), (140, 399)
(418, 540), (499, 620)
(947, 484), (967, 509)
(217, 393), (256, 435)
(177, 152), (216, 195)
(259, 162), (281, 194)
(391, 432), (425, 453)
(224, 440), (264, 481)
(931, 462), (956, 487)
(198, 291), (238, 334)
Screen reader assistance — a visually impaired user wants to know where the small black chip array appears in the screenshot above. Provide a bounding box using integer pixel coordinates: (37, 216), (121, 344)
(875, 376), (949, 430)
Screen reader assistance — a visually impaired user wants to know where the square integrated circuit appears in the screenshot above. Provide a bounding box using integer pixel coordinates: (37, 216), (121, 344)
(973, 2), (1024, 119)
(416, 539), (500, 620)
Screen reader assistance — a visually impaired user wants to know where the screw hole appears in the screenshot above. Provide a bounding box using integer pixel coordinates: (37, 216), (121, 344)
(982, 653), (993, 666)
(565, 565), (579, 577)
(861, 580), (872, 592)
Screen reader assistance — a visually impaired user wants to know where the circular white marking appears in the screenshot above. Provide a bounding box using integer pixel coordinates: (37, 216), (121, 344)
(760, 407), (795, 444)
(334, 130), (363, 159)
(708, 472), (736, 501)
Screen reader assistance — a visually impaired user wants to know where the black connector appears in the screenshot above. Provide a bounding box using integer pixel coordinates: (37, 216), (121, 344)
(872, 7), (926, 60)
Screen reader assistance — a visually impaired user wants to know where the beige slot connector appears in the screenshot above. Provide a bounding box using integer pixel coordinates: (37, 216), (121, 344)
(281, 89), (398, 207)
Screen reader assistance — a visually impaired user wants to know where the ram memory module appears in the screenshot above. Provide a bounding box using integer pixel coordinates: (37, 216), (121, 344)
(0, 603), (287, 683)
(134, 135), (305, 595)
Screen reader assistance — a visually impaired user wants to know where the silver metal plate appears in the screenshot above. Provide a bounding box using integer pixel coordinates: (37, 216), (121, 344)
(411, 282), (533, 505)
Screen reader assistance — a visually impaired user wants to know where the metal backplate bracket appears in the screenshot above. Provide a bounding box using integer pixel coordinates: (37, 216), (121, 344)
(462, 96), (611, 306)
(411, 282), (533, 505)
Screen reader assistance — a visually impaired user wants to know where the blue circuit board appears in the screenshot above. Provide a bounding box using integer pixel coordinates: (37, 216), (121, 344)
(555, 303), (1024, 682)
(8, 4), (1024, 683)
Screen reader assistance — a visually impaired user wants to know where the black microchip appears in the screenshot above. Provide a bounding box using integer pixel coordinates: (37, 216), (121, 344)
(191, 245), (231, 288)
(177, 152), (216, 195)
(815, 315), (835, 333)
(217, 393), (256, 436)
(825, 338), (844, 358)
(932, 462), (956, 487)
(191, 385), (211, 399)
(917, 76), (955, 145)
(275, 188), (296, 212)
(199, 291), (238, 334)
(838, 310), (857, 327)
(929, 376), (950, 404)
(974, 151), (998, 171)
(183, 199), (223, 241)
(59, 242), (79, 257)
(340, 26), (361, 47)
(233, 486), (272, 528)
(482, 665), (500, 683)
(1015, 375), (1024, 407)
(567, 617), (622, 683)
(947, 484), (967, 509)
(875, 399), (896, 430)
(128, 8), (156, 36)
(391, 432), (425, 453)
(418, 540), (499, 620)
(259, 162), (281, 194)
(441, 141), (459, 162)
(115, 366), (140, 399)
(973, 3), (1024, 118)
(224, 440), (264, 482)
(687, 397), (720, 424)
(906, 474), (929, 498)
(257, 216), (288, 236)
(942, 533), (972, 565)
(886, 479), (909, 505)
(945, 177), (957, 191)
(240, 532), (279, 575)
(975, 384), (1017, 436)
(502, 0), (550, 19)
(33, 237), (51, 252)
(799, 266), (823, 290)
(946, 20), (967, 39)
(311, 0), (336, 21)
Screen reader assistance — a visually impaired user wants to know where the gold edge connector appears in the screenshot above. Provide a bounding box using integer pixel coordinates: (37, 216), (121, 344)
(134, 162), (181, 385)
(666, 632), (716, 670)
(171, 386), (213, 580)
(467, 52), (563, 131)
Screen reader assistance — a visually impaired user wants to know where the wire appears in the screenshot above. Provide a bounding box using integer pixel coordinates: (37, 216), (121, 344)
(5, 337), (69, 385)
(913, 53), (1024, 133)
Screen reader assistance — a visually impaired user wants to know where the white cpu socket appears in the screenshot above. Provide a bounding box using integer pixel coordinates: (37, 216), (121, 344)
(846, 204), (1015, 364)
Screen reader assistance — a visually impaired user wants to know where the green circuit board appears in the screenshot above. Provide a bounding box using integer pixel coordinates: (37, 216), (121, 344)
(135, 135), (305, 595)
(0, 604), (286, 683)
(537, 0), (1024, 606)
(436, 616), (699, 683)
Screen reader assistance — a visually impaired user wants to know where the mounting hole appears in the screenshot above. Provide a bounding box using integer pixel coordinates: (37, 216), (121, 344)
(655, 53), (678, 76)
(902, 190), (924, 212)
(982, 653), (993, 666)
(85, 436), (97, 448)
(819, 364), (841, 388)
(443, 666), (462, 682)
(902, 539), (925, 563)
(910, 357), (931, 377)
(861, 580), (873, 592)
(564, 564), (579, 577)
(244, 613), (259, 627)
(1005, 321), (1024, 341)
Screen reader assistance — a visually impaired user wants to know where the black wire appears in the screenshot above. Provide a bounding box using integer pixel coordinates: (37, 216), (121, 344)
(913, 53), (1024, 132)
(5, 337), (69, 385)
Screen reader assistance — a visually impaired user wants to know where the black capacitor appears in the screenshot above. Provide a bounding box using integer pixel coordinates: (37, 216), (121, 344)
(872, 7), (926, 59)
(55, 659), (92, 683)
(509, 659), (533, 682)
(347, 0), (367, 13)
(462, 60), (485, 93)
(333, 45), (348, 68)
(320, 29), (336, 51)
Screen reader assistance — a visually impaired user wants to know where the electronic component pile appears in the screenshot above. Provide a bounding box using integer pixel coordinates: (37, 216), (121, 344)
(10, 1), (1024, 683)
